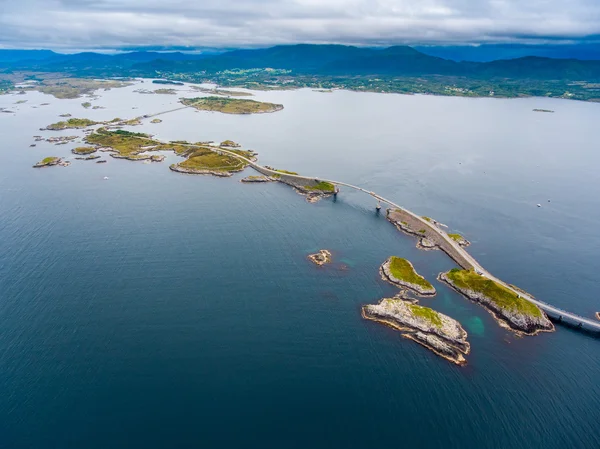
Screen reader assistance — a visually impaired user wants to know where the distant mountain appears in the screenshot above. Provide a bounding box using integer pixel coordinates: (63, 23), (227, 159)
(3, 44), (600, 81)
(415, 43), (600, 62)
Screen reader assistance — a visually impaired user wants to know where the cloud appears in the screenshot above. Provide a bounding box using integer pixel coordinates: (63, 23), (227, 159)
(1, 0), (600, 50)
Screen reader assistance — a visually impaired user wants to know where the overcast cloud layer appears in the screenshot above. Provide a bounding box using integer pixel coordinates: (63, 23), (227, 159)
(1, 0), (600, 50)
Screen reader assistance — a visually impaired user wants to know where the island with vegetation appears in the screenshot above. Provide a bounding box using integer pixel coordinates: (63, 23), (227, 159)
(71, 146), (97, 155)
(180, 96), (283, 114)
(46, 118), (98, 130)
(151, 118), (162, 124)
(307, 249), (332, 266)
(439, 268), (554, 335)
(33, 156), (67, 168)
(362, 297), (470, 365)
(380, 256), (436, 296)
(154, 88), (177, 94)
(83, 128), (253, 174)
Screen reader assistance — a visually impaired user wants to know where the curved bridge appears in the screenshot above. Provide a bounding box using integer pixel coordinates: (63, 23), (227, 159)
(210, 147), (600, 334)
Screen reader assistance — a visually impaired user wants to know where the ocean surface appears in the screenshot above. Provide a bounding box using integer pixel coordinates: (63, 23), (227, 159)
(0, 82), (599, 449)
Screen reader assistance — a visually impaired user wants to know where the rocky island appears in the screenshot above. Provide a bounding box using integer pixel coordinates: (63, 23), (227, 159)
(181, 96), (283, 114)
(380, 256), (436, 296)
(308, 249), (332, 266)
(45, 118), (98, 130)
(439, 268), (554, 335)
(362, 297), (470, 365)
(33, 156), (68, 168)
(71, 146), (97, 155)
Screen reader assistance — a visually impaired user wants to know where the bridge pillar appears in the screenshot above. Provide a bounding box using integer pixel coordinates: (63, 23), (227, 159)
(334, 187), (339, 198)
(376, 200), (381, 211)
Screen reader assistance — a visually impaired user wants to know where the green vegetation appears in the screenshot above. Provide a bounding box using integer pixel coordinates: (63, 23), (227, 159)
(418, 229), (426, 234)
(408, 304), (442, 328)
(81, 102), (92, 108)
(46, 118), (98, 130)
(180, 96), (283, 114)
(422, 216), (433, 222)
(387, 256), (433, 290)
(446, 269), (542, 317)
(177, 147), (247, 172)
(448, 233), (465, 242)
(154, 88), (177, 94)
(272, 168), (298, 175)
(151, 118), (162, 123)
(72, 146), (97, 155)
(85, 128), (242, 174)
(304, 181), (335, 192)
(220, 140), (240, 147)
(41, 157), (59, 164)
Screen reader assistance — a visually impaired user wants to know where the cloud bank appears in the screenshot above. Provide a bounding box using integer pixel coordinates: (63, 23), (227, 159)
(1, 0), (600, 50)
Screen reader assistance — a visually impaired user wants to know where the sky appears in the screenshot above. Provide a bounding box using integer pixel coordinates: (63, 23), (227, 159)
(1, 0), (600, 50)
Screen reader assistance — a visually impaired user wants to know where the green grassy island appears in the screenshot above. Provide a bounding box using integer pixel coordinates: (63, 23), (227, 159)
(85, 128), (247, 175)
(444, 269), (541, 317)
(33, 156), (62, 168)
(181, 96), (283, 114)
(440, 268), (554, 335)
(381, 256), (435, 295)
(154, 88), (177, 95)
(46, 118), (98, 130)
(72, 146), (97, 155)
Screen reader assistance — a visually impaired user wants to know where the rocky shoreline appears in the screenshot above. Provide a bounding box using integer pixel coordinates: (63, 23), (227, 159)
(362, 298), (470, 365)
(595, 312), (600, 321)
(380, 258), (436, 296)
(438, 271), (554, 335)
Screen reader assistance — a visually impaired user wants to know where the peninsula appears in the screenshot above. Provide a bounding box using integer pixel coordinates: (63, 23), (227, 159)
(180, 96), (283, 114)
(362, 297), (470, 365)
(380, 256), (436, 296)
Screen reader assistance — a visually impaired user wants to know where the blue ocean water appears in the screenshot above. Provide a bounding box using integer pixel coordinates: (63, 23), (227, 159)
(0, 83), (599, 448)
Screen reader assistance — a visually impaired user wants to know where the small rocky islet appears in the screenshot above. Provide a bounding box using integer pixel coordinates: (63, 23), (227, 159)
(308, 249), (332, 266)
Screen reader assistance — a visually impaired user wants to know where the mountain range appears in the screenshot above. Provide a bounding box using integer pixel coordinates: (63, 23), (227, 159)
(2, 44), (600, 81)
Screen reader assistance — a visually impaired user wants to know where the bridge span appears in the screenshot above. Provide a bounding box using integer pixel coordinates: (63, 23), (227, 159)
(175, 139), (600, 334)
